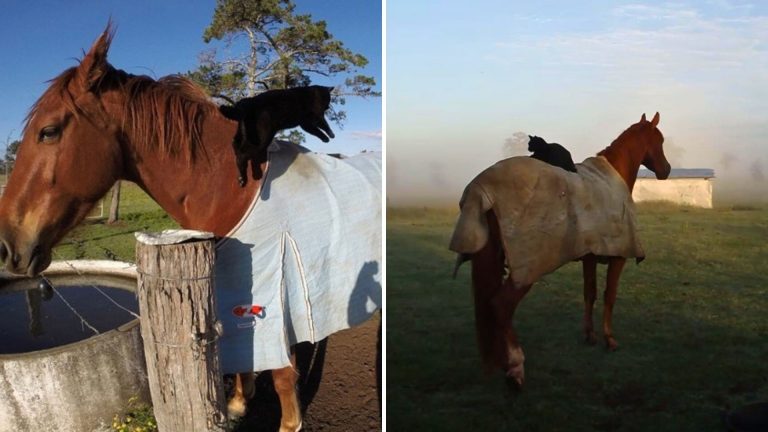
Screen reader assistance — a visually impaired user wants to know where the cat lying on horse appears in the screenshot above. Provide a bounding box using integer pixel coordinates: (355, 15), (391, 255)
(528, 135), (577, 173)
(217, 86), (335, 185)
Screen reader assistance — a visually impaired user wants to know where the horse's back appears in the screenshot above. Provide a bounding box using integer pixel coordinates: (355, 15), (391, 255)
(451, 156), (643, 287)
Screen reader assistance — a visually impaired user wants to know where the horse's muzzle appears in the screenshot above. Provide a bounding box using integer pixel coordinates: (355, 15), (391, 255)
(0, 236), (51, 277)
(656, 161), (672, 180)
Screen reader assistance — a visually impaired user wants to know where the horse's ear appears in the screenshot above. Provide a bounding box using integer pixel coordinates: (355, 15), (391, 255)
(75, 21), (115, 92)
(651, 112), (660, 127)
(640, 113), (647, 122)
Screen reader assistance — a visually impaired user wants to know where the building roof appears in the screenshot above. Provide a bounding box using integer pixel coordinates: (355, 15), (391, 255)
(637, 168), (715, 179)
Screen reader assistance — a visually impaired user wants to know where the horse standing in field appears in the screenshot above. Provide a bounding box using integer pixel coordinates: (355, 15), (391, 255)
(450, 113), (670, 388)
(0, 26), (381, 432)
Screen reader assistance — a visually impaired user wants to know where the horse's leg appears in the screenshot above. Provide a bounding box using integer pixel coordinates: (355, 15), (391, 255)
(603, 257), (626, 351)
(582, 254), (598, 344)
(272, 355), (302, 432)
(227, 373), (248, 418)
(493, 278), (532, 388)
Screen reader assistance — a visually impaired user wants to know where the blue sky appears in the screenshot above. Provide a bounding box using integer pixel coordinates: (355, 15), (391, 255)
(388, 0), (768, 204)
(0, 0), (381, 157)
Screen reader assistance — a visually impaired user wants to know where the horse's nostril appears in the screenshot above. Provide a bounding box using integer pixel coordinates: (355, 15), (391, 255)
(12, 253), (21, 268)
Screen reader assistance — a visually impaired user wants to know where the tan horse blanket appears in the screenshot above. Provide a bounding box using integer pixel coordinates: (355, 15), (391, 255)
(450, 156), (644, 288)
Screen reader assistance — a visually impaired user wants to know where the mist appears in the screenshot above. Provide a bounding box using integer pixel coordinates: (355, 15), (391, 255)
(387, 1), (768, 208)
(387, 129), (768, 208)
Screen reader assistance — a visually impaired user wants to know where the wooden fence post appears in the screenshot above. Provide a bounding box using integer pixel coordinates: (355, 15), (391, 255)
(135, 230), (227, 432)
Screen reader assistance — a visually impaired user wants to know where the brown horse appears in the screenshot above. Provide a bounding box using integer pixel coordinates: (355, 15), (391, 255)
(454, 113), (670, 388)
(0, 26), (304, 430)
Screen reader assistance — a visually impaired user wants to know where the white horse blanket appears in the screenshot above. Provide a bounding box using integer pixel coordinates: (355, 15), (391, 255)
(215, 142), (381, 373)
(450, 156), (644, 288)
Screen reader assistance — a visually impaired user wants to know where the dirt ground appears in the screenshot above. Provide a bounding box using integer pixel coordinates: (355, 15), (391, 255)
(233, 314), (381, 431)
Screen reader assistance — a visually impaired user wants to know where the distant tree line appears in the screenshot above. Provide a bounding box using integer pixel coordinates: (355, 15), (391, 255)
(0, 139), (20, 174)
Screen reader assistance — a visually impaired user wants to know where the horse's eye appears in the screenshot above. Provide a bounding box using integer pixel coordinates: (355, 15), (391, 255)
(39, 126), (60, 142)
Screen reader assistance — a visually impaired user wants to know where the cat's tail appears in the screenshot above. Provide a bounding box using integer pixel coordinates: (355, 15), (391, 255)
(213, 94), (241, 120)
(213, 94), (237, 106)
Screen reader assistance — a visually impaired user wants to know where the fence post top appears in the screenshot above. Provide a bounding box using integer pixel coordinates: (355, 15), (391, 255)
(135, 229), (215, 246)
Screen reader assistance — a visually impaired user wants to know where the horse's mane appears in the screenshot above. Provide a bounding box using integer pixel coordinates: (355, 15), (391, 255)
(597, 122), (642, 158)
(26, 63), (218, 161)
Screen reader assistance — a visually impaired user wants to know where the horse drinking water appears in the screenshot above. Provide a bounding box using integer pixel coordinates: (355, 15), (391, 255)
(0, 25), (381, 431)
(450, 113), (670, 388)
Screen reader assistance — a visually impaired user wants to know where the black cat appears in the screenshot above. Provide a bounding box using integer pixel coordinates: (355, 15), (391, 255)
(528, 135), (578, 173)
(218, 86), (335, 186)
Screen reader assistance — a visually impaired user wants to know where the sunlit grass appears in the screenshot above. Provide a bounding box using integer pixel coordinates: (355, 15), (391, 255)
(53, 182), (178, 262)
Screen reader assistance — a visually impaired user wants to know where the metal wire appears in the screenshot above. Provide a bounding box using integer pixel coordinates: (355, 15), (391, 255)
(134, 269), (213, 282)
(52, 256), (141, 320)
(48, 250), (217, 360)
(41, 274), (100, 336)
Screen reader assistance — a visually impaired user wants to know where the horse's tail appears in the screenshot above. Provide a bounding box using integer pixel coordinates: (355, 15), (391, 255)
(448, 182), (507, 370)
(470, 210), (508, 371)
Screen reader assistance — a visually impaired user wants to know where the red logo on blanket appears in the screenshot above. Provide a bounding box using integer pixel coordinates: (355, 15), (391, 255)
(232, 304), (265, 318)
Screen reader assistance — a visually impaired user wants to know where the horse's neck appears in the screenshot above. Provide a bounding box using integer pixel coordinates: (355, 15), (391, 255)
(600, 138), (644, 192)
(124, 115), (261, 236)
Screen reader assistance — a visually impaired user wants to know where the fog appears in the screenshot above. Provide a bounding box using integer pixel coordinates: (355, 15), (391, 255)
(387, 1), (768, 208)
(387, 128), (768, 208)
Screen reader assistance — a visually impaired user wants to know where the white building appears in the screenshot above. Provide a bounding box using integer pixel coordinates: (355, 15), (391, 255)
(633, 168), (715, 208)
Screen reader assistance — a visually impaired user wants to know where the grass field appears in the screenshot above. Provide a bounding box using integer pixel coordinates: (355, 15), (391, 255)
(387, 203), (768, 431)
(52, 182), (178, 263)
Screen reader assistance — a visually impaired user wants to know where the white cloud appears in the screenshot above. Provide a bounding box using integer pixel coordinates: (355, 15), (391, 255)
(349, 130), (382, 140)
(495, 3), (768, 78)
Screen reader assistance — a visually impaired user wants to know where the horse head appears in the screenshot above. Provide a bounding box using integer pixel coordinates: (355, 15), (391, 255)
(0, 26), (123, 276)
(638, 112), (671, 180)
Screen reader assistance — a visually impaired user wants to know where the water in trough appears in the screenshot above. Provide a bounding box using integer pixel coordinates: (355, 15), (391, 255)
(0, 274), (138, 354)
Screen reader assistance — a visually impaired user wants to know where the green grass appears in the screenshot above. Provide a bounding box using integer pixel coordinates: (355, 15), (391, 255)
(53, 182), (178, 262)
(109, 396), (158, 432)
(387, 203), (768, 431)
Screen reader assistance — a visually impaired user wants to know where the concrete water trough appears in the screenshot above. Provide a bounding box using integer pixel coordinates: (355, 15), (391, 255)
(0, 260), (149, 432)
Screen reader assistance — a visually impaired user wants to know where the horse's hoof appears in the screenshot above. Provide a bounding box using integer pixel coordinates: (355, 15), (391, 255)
(279, 421), (302, 432)
(504, 363), (525, 391)
(505, 375), (524, 392)
(227, 396), (247, 419)
(584, 331), (597, 345)
(605, 337), (619, 351)
(505, 374), (524, 393)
